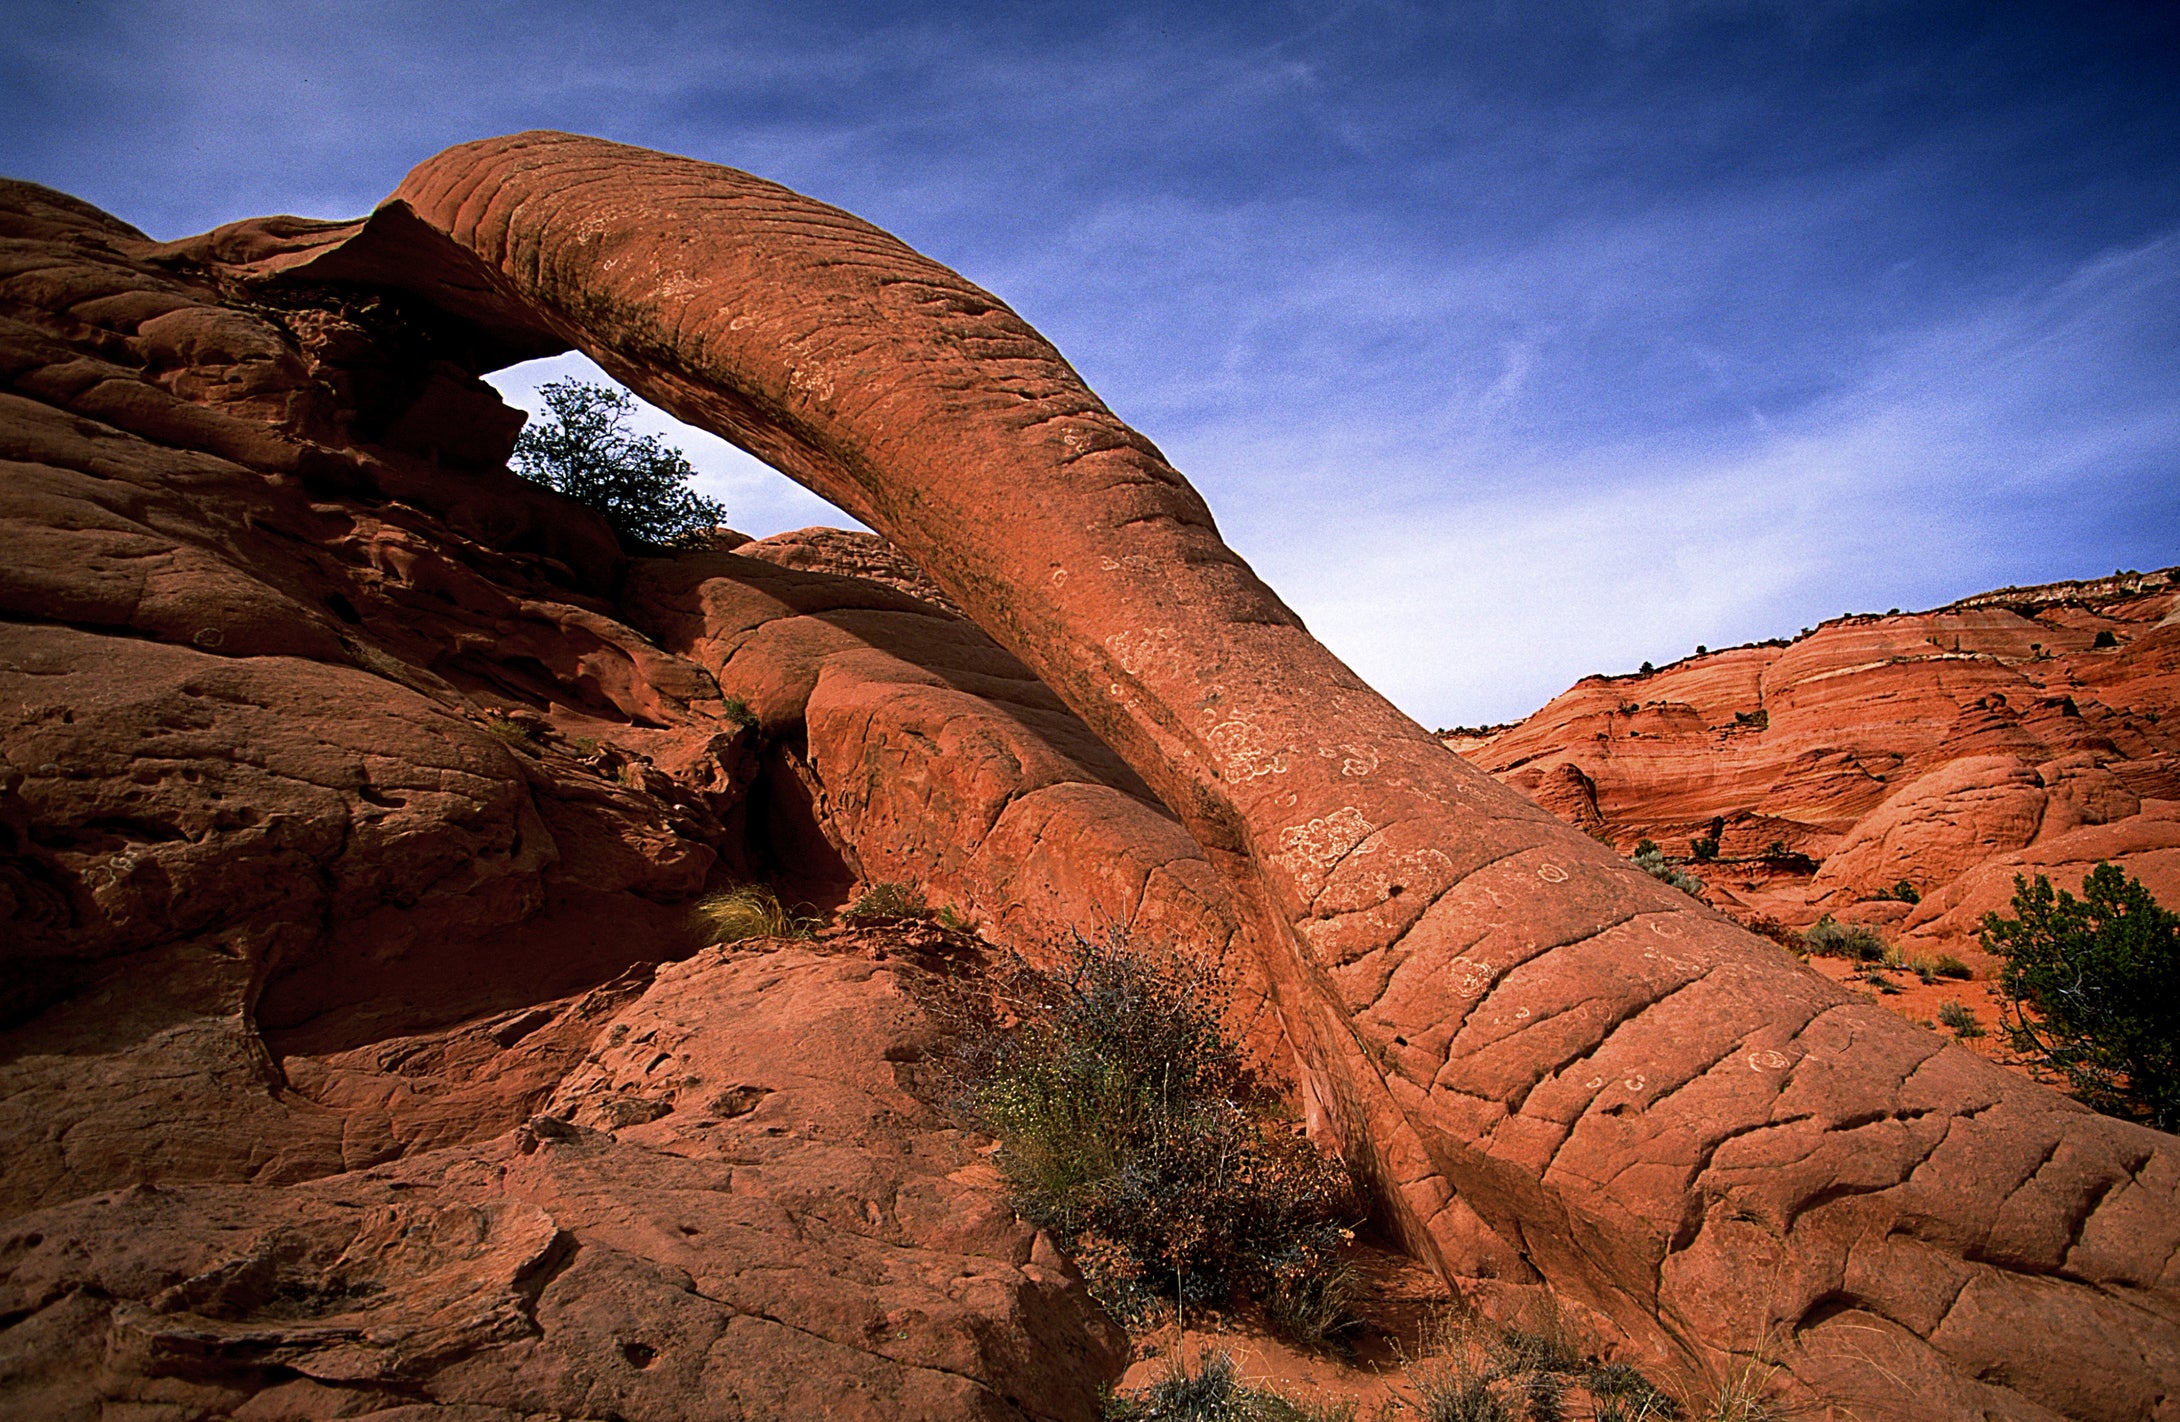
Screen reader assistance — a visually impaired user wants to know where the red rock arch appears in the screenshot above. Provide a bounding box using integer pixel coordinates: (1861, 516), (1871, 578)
(381, 131), (2177, 1420)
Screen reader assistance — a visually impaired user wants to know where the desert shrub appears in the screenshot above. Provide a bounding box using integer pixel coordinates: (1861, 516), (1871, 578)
(1525, 1371), (1567, 1422)
(1405, 1307), (1680, 1422)
(1491, 1316), (1583, 1378)
(1801, 915), (1887, 963)
(1936, 1000), (1984, 1040)
(1695, 1369), (1782, 1422)
(511, 378), (727, 549)
(1587, 1362), (1678, 1421)
(845, 881), (932, 923)
(1407, 1321), (1510, 1422)
(2093, 629), (2119, 648)
(1981, 863), (2179, 1129)
(1902, 953), (1970, 986)
(953, 932), (1359, 1346)
(1413, 1368), (1509, 1422)
(1870, 879), (1920, 904)
(1632, 845), (1705, 897)
(720, 695), (757, 728)
(1744, 916), (1804, 952)
(1103, 1348), (1353, 1421)
(1689, 836), (1720, 862)
(484, 716), (541, 750)
(689, 884), (816, 943)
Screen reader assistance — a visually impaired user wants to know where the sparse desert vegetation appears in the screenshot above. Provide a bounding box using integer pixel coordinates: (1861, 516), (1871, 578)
(1799, 915), (1888, 963)
(845, 879), (935, 922)
(949, 932), (1361, 1349)
(1983, 862), (2179, 1130)
(1631, 840), (1705, 897)
(688, 883), (818, 943)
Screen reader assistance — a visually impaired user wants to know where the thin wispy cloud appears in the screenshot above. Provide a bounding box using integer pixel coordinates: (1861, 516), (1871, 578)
(1252, 226), (2180, 721)
(6, 0), (2173, 726)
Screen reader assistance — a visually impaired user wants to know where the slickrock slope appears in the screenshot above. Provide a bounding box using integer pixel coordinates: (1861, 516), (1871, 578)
(3, 131), (2177, 1421)
(1456, 572), (2180, 970)
(371, 132), (2178, 1420)
(0, 176), (1194, 1418)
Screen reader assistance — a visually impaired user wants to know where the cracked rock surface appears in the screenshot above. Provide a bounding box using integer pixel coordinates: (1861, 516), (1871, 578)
(1, 942), (1124, 1421)
(0, 175), (1159, 1419)
(377, 131), (2180, 1419)
(5, 133), (2180, 1420)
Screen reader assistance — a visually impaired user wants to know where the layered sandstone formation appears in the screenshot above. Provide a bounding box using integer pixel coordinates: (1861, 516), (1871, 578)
(3, 132), (2177, 1421)
(1455, 573), (2180, 969)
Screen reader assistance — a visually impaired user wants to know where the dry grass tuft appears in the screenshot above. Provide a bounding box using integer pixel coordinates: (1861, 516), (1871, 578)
(689, 884), (817, 944)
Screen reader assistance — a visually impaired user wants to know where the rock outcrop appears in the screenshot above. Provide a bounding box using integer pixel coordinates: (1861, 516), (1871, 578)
(376, 133), (2175, 1418)
(3, 132), (2177, 1421)
(1457, 572), (2180, 974)
(0, 175), (1165, 1419)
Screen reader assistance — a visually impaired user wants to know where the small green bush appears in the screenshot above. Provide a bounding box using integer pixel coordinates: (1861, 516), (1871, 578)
(1869, 879), (1920, 904)
(1689, 836), (1720, 862)
(1802, 915), (1887, 963)
(1632, 845), (1705, 898)
(953, 932), (1359, 1347)
(689, 884), (816, 943)
(485, 716), (541, 748)
(1981, 862), (2179, 1129)
(512, 378), (727, 549)
(1930, 954), (1972, 980)
(1936, 1000), (1984, 1040)
(845, 881), (932, 923)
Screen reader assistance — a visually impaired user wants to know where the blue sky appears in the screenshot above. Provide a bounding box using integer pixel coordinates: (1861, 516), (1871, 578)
(6, 2), (2176, 726)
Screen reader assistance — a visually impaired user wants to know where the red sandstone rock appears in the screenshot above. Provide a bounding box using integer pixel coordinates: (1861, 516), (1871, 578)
(365, 132), (2180, 1418)
(1, 942), (1124, 1420)
(738, 525), (969, 617)
(7, 134), (2180, 1418)
(1460, 573), (2180, 973)
(0, 176), (1143, 1417)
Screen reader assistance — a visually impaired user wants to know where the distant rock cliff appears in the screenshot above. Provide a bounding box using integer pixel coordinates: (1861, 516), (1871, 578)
(1453, 570), (2180, 1042)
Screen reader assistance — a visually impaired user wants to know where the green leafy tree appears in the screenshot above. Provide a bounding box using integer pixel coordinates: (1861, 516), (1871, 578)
(1981, 862), (2180, 1130)
(511, 379), (727, 549)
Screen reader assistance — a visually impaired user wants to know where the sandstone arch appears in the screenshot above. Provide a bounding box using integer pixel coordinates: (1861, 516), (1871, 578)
(373, 133), (2176, 1419)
